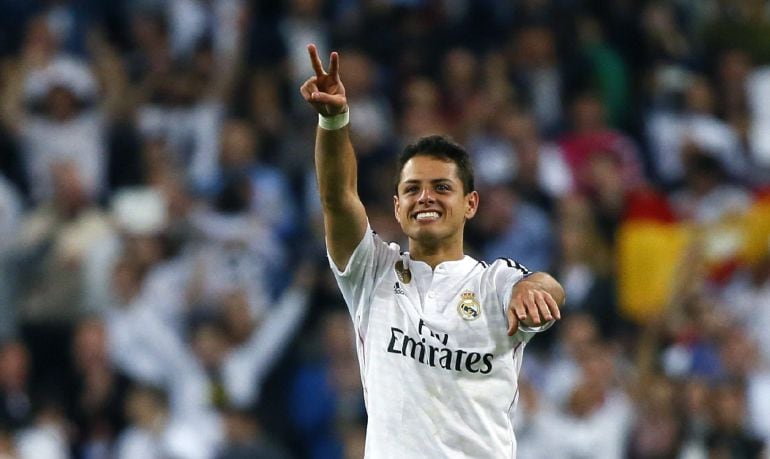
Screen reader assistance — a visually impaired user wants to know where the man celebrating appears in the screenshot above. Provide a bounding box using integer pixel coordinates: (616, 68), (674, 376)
(301, 44), (565, 458)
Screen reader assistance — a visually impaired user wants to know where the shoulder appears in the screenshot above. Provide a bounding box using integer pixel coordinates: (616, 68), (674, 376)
(486, 257), (531, 275)
(332, 225), (401, 275)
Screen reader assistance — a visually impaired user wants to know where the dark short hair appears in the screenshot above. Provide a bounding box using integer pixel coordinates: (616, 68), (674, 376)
(394, 135), (475, 194)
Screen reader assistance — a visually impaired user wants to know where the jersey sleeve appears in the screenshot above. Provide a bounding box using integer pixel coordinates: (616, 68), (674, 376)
(328, 224), (399, 328)
(488, 258), (554, 342)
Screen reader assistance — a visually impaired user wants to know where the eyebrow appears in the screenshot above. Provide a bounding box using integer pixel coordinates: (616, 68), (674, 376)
(401, 178), (454, 186)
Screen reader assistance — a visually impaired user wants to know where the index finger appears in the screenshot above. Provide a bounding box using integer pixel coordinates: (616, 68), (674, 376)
(307, 44), (326, 77)
(507, 308), (519, 336)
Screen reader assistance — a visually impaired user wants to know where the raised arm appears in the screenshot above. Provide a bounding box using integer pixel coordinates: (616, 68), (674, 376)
(300, 44), (367, 270)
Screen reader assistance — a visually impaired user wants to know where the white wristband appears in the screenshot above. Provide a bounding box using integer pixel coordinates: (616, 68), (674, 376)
(318, 111), (350, 130)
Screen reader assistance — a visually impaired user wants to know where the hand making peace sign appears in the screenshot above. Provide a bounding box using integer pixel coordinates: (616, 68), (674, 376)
(300, 44), (348, 117)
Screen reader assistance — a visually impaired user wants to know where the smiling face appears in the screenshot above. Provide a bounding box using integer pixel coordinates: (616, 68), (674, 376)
(394, 155), (478, 252)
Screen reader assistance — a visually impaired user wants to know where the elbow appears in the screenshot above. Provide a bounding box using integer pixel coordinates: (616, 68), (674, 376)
(319, 190), (359, 212)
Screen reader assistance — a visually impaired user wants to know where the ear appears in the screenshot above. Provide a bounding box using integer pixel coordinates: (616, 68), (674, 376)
(465, 191), (479, 220)
(393, 195), (401, 224)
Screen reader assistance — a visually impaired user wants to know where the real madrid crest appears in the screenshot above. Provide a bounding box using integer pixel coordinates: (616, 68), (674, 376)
(457, 290), (481, 320)
(395, 260), (412, 284)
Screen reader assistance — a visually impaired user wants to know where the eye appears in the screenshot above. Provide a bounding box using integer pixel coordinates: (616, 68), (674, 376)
(403, 186), (418, 194)
(435, 183), (451, 192)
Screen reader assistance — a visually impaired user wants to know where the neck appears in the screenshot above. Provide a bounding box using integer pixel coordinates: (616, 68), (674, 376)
(408, 238), (465, 270)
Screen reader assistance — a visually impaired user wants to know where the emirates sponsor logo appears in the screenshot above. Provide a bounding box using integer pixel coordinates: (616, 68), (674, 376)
(385, 319), (493, 374)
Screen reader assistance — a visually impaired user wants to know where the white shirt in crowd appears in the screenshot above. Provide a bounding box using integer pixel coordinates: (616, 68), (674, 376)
(20, 110), (106, 203)
(331, 225), (550, 459)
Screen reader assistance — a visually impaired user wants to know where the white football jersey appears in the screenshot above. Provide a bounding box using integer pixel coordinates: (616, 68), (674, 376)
(330, 226), (551, 458)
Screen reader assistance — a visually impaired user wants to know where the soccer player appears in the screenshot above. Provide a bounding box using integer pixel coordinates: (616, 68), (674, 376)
(301, 44), (565, 458)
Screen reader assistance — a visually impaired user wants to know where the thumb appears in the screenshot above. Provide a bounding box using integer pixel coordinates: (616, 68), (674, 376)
(311, 93), (348, 116)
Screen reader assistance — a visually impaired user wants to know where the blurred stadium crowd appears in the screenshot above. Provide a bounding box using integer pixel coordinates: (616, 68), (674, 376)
(0, 0), (769, 458)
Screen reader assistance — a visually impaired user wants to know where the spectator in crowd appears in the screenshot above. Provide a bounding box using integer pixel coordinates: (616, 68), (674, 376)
(559, 91), (645, 193)
(65, 317), (131, 458)
(113, 384), (177, 459)
(647, 75), (747, 186)
(288, 309), (365, 459)
(668, 147), (752, 223)
(472, 183), (554, 272)
(705, 380), (766, 458)
(552, 196), (620, 337)
(0, 17), (124, 204)
(199, 117), (299, 242)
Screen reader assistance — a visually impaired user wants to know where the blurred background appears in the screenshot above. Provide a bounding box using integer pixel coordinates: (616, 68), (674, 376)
(0, 0), (769, 457)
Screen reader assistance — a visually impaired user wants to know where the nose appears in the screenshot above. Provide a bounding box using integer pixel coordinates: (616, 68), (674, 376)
(417, 188), (435, 204)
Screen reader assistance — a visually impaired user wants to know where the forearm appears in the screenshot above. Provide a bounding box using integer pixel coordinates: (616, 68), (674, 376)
(314, 121), (367, 269)
(315, 123), (359, 209)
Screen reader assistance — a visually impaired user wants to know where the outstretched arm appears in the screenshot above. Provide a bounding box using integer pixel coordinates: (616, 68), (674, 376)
(300, 44), (367, 271)
(507, 272), (565, 336)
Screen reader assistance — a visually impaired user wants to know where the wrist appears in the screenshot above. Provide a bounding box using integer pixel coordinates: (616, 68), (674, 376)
(318, 110), (350, 130)
(515, 278), (545, 291)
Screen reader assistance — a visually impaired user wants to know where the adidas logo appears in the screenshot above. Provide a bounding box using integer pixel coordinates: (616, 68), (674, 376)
(393, 282), (406, 295)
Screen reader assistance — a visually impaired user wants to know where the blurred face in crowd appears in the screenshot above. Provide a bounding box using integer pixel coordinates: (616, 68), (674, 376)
(394, 155), (478, 250)
(718, 49), (751, 85)
(0, 342), (29, 390)
(560, 314), (599, 359)
(682, 378), (710, 418)
(222, 409), (259, 443)
(571, 95), (606, 132)
(192, 323), (228, 370)
(711, 383), (747, 429)
(475, 185), (516, 237)
(290, 0), (322, 17)
(567, 381), (604, 418)
(222, 290), (255, 345)
(514, 26), (556, 67)
(112, 257), (144, 304)
(442, 48), (476, 92)
(220, 120), (257, 167)
(340, 50), (373, 96)
(51, 161), (89, 214)
(684, 78), (716, 114)
(72, 318), (109, 371)
(46, 86), (79, 121)
(582, 151), (624, 198)
(126, 386), (166, 428)
(23, 15), (57, 58)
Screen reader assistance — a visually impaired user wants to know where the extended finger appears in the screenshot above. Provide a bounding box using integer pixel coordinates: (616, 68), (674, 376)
(534, 294), (553, 321)
(512, 298), (527, 323)
(524, 293), (542, 325)
(307, 44), (326, 77)
(506, 308), (519, 336)
(329, 51), (339, 80)
(544, 294), (561, 320)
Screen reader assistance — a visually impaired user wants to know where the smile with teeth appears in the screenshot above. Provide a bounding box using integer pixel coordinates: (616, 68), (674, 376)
(415, 211), (440, 221)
